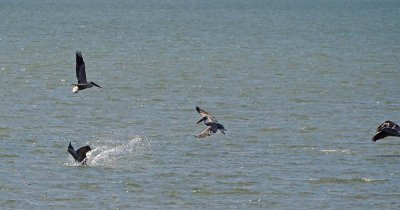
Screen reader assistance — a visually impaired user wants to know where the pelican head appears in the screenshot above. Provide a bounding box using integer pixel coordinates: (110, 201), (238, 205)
(72, 85), (79, 94)
(218, 124), (226, 134)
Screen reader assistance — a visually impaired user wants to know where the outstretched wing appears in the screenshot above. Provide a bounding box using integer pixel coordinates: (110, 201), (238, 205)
(196, 106), (217, 122)
(76, 51), (87, 84)
(76, 146), (91, 162)
(196, 125), (218, 138)
(67, 142), (79, 161)
(68, 142), (75, 151)
(197, 127), (213, 138)
(372, 128), (400, 142)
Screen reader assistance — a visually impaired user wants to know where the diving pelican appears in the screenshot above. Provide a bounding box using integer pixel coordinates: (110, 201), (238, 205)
(195, 106), (226, 138)
(67, 142), (91, 165)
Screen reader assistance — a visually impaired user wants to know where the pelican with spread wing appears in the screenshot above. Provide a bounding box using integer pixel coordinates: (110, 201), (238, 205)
(195, 106), (226, 138)
(72, 51), (102, 93)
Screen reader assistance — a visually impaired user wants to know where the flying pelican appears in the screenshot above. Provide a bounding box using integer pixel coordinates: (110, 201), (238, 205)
(195, 106), (226, 138)
(67, 142), (91, 165)
(72, 51), (102, 93)
(372, 120), (400, 142)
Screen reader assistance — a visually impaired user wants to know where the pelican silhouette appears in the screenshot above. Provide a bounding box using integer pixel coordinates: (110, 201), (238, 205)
(72, 51), (102, 93)
(195, 106), (226, 138)
(372, 120), (400, 142)
(67, 142), (91, 165)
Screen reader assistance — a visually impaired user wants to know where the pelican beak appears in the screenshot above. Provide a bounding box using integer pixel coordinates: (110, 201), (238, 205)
(90, 82), (102, 88)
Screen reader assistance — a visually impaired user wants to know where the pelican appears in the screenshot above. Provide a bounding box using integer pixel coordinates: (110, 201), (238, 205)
(372, 120), (400, 142)
(67, 142), (91, 165)
(195, 106), (226, 138)
(72, 51), (102, 93)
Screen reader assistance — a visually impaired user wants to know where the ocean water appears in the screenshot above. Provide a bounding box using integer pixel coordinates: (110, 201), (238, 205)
(1, 0), (400, 209)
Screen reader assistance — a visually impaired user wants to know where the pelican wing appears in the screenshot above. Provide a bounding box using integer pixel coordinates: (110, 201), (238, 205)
(67, 142), (79, 161)
(197, 127), (213, 138)
(376, 120), (400, 132)
(68, 142), (75, 151)
(372, 127), (400, 142)
(76, 51), (87, 84)
(197, 125), (218, 138)
(196, 106), (217, 122)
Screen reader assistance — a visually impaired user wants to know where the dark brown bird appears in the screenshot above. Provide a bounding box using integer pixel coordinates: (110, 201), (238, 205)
(372, 120), (400, 142)
(195, 106), (226, 138)
(72, 51), (102, 93)
(67, 142), (91, 164)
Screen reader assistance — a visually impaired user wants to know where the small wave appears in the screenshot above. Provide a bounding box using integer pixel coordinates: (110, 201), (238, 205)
(309, 177), (387, 184)
(298, 126), (318, 133)
(260, 127), (282, 132)
(376, 155), (400, 158)
(192, 187), (260, 195)
(320, 149), (351, 154)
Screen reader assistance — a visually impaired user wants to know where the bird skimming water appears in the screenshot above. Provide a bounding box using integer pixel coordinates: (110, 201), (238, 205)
(372, 120), (400, 142)
(67, 142), (91, 165)
(72, 51), (102, 93)
(195, 106), (226, 138)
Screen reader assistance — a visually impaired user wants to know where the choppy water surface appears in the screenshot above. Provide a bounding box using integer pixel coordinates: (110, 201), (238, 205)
(1, 0), (400, 209)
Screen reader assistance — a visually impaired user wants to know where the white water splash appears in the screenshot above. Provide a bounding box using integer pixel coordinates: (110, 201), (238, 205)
(68, 130), (151, 167)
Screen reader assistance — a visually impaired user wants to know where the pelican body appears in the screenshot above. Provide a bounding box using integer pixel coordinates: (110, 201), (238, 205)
(372, 120), (400, 142)
(72, 51), (102, 93)
(67, 142), (91, 165)
(195, 106), (226, 138)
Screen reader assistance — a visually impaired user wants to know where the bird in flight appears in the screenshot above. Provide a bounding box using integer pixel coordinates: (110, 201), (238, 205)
(372, 120), (400, 142)
(72, 51), (102, 93)
(195, 106), (226, 138)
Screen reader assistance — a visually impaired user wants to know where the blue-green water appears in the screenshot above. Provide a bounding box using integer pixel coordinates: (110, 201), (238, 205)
(1, 0), (400, 209)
